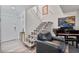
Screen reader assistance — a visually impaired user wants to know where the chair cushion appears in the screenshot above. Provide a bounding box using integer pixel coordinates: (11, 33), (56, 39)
(37, 32), (53, 41)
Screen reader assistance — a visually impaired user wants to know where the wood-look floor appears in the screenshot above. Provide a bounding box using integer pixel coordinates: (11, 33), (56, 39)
(1, 39), (79, 53)
(1, 39), (36, 53)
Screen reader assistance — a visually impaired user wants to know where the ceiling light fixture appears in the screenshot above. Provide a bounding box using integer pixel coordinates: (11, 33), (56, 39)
(11, 6), (15, 10)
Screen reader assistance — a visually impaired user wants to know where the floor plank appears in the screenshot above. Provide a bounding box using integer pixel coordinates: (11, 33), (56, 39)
(1, 39), (36, 53)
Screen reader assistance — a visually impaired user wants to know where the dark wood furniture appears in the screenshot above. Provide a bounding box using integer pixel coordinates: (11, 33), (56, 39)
(56, 29), (79, 48)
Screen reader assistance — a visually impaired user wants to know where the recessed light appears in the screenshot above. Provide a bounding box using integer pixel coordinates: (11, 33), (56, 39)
(11, 6), (15, 10)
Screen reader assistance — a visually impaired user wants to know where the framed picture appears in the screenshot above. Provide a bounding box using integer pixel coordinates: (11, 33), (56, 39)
(42, 5), (48, 15)
(58, 16), (75, 27)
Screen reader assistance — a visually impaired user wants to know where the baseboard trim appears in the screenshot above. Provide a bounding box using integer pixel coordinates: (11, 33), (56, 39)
(1, 39), (18, 43)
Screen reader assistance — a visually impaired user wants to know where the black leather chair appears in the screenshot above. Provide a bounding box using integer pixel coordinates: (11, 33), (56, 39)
(36, 32), (66, 53)
(37, 32), (53, 41)
(36, 40), (65, 53)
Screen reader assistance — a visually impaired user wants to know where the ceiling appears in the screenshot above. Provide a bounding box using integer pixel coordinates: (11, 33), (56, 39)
(60, 5), (79, 13)
(1, 5), (35, 16)
(1, 5), (79, 16)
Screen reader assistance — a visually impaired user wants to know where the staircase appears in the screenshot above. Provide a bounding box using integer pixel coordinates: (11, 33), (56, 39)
(23, 22), (53, 48)
(21, 6), (53, 48)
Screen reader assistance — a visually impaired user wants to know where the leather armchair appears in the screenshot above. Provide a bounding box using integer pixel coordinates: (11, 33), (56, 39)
(36, 40), (65, 53)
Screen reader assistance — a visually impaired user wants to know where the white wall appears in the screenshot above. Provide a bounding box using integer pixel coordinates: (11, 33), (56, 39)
(25, 7), (42, 35)
(1, 5), (35, 42)
(1, 10), (22, 42)
(0, 6), (1, 52)
(19, 10), (26, 32)
(63, 11), (77, 17)
(76, 11), (79, 29)
(25, 5), (63, 35)
(42, 5), (63, 28)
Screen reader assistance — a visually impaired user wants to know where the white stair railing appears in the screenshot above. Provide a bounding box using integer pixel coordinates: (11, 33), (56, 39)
(22, 6), (54, 48)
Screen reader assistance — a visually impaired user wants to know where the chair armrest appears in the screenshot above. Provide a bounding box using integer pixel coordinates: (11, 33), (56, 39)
(35, 40), (65, 53)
